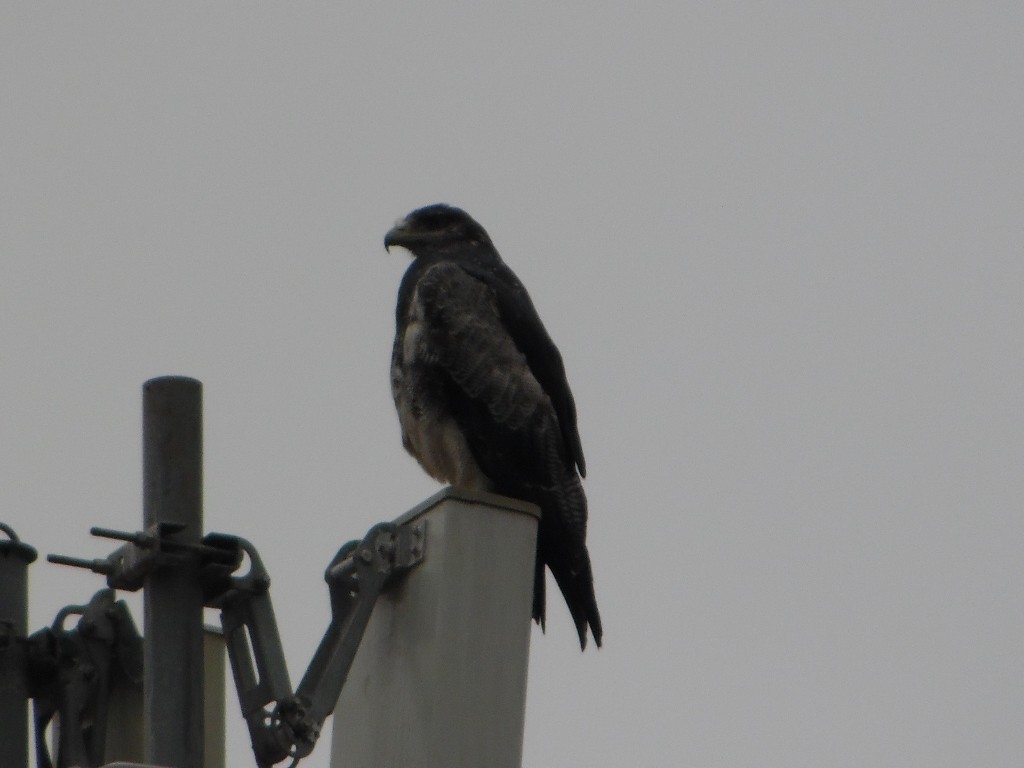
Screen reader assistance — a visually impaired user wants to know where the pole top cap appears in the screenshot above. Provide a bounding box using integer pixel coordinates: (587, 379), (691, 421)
(0, 523), (38, 564)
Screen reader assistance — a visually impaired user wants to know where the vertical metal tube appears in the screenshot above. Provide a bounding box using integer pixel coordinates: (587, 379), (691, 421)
(0, 524), (37, 768)
(143, 376), (204, 768)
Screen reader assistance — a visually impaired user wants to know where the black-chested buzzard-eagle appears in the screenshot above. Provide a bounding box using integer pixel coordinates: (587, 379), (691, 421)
(385, 203), (602, 650)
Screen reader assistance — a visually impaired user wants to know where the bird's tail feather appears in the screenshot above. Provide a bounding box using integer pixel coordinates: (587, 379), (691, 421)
(532, 552), (546, 632)
(546, 545), (602, 650)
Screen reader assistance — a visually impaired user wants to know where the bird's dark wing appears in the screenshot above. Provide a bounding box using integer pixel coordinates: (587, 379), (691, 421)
(412, 262), (567, 493)
(412, 261), (601, 647)
(461, 261), (587, 478)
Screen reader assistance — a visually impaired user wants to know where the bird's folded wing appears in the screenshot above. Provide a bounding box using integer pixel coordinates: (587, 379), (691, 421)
(413, 261), (550, 431)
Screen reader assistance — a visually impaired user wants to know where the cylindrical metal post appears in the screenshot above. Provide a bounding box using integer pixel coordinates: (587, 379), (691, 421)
(143, 376), (204, 768)
(0, 524), (37, 768)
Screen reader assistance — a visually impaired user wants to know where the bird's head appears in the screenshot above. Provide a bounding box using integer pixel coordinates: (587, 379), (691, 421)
(384, 204), (493, 258)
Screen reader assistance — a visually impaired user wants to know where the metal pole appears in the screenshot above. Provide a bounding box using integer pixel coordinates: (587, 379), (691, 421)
(0, 524), (37, 768)
(142, 376), (204, 768)
(331, 488), (539, 768)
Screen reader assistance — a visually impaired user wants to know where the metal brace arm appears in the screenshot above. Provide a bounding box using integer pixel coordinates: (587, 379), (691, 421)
(208, 520), (426, 768)
(26, 589), (143, 768)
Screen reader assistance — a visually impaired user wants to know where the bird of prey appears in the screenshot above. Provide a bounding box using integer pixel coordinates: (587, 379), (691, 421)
(385, 203), (602, 650)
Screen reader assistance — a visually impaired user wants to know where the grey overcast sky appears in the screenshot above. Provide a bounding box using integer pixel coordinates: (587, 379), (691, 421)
(3, 3), (1022, 767)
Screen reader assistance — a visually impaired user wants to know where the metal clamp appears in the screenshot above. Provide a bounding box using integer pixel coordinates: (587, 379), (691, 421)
(48, 523), (238, 592)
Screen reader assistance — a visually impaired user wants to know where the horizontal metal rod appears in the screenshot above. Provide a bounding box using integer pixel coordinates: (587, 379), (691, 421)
(90, 526), (145, 544)
(47, 554), (111, 573)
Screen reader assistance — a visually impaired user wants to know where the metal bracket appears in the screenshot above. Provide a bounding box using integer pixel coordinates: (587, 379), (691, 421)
(291, 520), (427, 752)
(209, 519), (427, 768)
(26, 589), (143, 768)
(44, 517), (426, 768)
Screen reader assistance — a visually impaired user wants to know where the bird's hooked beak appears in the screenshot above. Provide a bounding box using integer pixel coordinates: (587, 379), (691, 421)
(384, 218), (413, 254)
